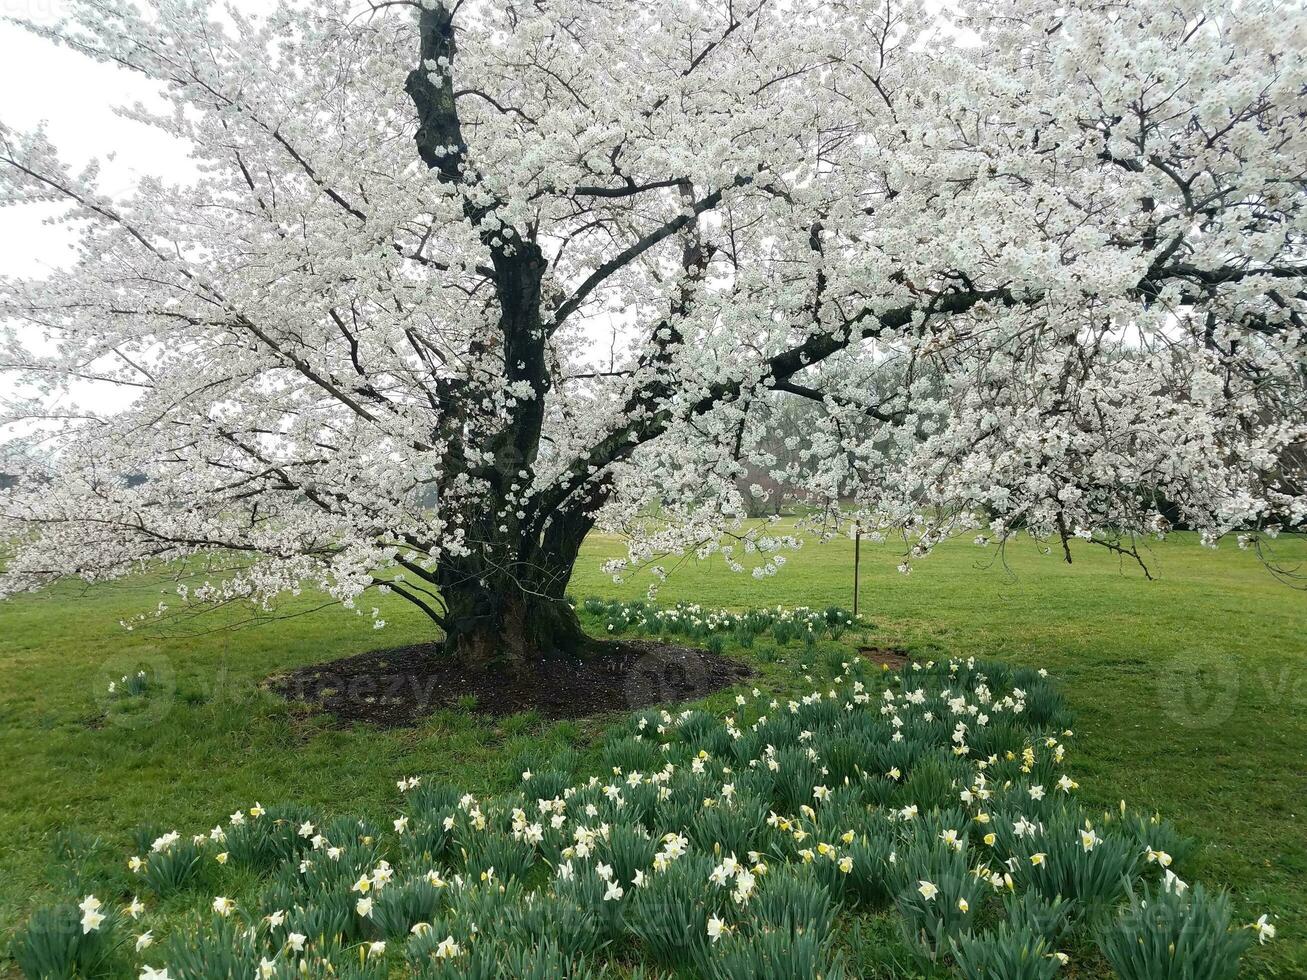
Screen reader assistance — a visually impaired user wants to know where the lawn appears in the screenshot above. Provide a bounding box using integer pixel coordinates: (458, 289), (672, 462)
(1, 528), (1304, 976)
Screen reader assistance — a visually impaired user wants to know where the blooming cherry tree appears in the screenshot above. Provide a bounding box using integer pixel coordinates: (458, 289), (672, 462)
(0, 0), (1303, 663)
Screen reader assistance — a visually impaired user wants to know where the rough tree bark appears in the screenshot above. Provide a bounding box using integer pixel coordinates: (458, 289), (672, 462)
(432, 506), (598, 666)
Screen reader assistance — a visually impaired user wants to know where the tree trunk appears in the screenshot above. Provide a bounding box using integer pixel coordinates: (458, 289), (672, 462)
(402, 5), (606, 671)
(437, 572), (590, 667)
(433, 503), (597, 667)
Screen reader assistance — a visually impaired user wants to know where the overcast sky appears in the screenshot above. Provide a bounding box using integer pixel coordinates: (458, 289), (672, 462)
(0, 1), (196, 280)
(0, 2), (256, 440)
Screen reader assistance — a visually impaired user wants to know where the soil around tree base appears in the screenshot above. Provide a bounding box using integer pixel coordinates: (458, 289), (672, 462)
(858, 645), (910, 670)
(266, 639), (755, 727)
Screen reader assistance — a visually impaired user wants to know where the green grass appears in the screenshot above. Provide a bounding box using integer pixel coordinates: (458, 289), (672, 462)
(1, 528), (1304, 976)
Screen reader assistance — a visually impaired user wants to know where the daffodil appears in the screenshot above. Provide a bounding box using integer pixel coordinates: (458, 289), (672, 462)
(79, 896), (104, 934)
(151, 832), (179, 853)
(1250, 914), (1276, 944)
(212, 897), (235, 917)
(1145, 847), (1172, 868)
(917, 880), (939, 901)
(707, 915), (729, 943)
(435, 936), (461, 959)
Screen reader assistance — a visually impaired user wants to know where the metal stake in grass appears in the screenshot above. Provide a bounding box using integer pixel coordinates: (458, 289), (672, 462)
(853, 529), (861, 619)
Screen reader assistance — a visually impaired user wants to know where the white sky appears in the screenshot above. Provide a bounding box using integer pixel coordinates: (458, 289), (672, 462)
(0, 2), (248, 442)
(0, 2), (195, 279)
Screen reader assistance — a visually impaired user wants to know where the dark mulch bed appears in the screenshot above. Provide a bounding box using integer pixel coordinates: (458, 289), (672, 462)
(266, 639), (754, 728)
(858, 645), (909, 670)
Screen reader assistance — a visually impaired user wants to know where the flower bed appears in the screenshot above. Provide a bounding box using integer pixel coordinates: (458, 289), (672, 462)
(13, 640), (1274, 979)
(580, 598), (859, 653)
